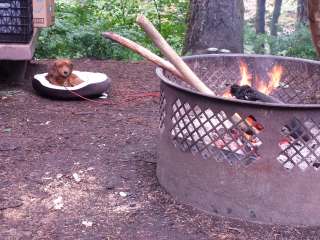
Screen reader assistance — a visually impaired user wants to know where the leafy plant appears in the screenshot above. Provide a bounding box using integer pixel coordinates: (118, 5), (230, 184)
(36, 0), (317, 60)
(244, 23), (317, 59)
(35, 0), (189, 60)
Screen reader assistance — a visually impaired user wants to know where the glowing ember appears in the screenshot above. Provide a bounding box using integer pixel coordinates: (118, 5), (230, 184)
(223, 91), (233, 98)
(245, 115), (264, 132)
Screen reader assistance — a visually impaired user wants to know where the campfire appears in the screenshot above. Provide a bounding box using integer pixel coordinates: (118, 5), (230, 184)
(223, 60), (284, 103)
(168, 57), (320, 170)
(193, 60), (286, 162)
(105, 15), (320, 225)
(158, 54), (320, 225)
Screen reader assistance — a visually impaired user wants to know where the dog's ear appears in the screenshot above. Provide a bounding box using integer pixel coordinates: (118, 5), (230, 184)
(48, 61), (58, 77)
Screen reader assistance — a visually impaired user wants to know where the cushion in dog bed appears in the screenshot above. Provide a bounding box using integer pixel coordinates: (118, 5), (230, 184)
(33, 71), (111, 100)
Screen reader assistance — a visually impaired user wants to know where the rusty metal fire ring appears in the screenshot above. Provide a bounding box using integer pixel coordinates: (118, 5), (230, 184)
(156, 54), (320, 226)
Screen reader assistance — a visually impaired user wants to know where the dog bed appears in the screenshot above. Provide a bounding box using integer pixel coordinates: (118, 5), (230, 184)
(33, 71), (111, 100)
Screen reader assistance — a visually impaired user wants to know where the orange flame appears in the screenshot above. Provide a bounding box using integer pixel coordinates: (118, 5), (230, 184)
(222, 61), (284, 98)
(222, 60), (252, 97)
(268, 64), (283, 92)
(239, 60), (252, 86)
(256, 64), (283, 95)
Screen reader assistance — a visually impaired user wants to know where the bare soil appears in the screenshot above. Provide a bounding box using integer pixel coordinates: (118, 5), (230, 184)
(1, 59), (320, 240)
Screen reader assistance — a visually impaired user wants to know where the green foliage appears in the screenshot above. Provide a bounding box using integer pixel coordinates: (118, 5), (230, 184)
(35, 0), (188, 60)
(244, 24), (317, 59)
(36, 0), (317, 60)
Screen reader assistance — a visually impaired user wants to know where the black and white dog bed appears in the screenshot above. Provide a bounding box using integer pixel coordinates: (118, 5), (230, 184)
(33, 71), (111, 100)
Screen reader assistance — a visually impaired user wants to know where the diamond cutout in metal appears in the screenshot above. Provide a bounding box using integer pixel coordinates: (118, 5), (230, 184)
(278, 118), (320, 171)
(171, 99), (264, 165)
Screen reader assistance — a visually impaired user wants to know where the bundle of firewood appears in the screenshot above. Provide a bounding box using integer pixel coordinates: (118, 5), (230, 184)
(102, 15), (283, 105)
(102, 17), (318, 155)
(103, 15), (214, 96)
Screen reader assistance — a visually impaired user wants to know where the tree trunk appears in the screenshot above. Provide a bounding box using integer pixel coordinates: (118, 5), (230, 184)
(270, 0), (282, 36)
(183, 0), (244, 54)
(297, 0), (309, 25)
(256, 0), (266, 34)
(308, 0), (320, 56)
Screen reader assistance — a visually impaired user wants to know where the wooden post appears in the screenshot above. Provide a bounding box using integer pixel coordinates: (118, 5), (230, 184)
(136, 15), (215, 96)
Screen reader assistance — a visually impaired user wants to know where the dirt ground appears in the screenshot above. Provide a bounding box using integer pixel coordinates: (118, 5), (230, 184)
(1, 59), (320, 240)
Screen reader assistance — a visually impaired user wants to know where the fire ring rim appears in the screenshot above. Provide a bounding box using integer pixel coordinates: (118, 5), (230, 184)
(156, 53), (320, 109)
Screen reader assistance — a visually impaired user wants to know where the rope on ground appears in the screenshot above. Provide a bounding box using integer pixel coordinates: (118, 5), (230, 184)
(64, 86), (160, 105)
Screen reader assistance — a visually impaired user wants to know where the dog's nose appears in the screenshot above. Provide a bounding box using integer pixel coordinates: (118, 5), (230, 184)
(64, 71), (69, 76)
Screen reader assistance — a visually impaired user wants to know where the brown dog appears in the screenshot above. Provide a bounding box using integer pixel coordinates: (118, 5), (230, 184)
(46, 59), (84, 87)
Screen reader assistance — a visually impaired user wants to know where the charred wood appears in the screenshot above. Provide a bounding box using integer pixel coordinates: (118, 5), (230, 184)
(230, 84), (283, 104)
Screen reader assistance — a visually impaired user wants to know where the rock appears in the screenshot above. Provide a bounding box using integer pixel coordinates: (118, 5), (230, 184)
(40, 121), (51, 126)
(119, 192), (128, 197)
(56, 173), (63, 179)
(53, 196), (63, 210)
(72, 173), (81, 183)
(82, 220), (93, 227)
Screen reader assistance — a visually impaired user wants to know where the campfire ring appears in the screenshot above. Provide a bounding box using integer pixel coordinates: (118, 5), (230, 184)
(156, 54), (320, 226)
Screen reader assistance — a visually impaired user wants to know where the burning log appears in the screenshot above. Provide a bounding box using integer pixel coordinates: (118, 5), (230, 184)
(230, 84), (283, 104)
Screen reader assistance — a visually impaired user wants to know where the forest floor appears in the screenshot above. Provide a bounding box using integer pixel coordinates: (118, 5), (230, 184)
(1, 59), (320, 239)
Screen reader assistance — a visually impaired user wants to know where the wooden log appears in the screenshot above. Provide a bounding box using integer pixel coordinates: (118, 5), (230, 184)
(136, 15), (215, 96)
(102, 32), (184, 80)
(230, 84), (283, 104)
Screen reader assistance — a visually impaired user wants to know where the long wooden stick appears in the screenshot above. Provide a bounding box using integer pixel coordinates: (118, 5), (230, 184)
(136, 15), (214, 96)
(102, 32), (184, 80)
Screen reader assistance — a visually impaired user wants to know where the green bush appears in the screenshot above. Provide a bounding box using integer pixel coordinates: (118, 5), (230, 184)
(35, 0), (188, 60)
(244, 24), (317, 59)
(36, 1), (317, 60)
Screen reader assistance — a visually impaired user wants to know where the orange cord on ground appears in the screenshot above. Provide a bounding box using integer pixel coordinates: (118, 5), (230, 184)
(64, 86), (160, 105)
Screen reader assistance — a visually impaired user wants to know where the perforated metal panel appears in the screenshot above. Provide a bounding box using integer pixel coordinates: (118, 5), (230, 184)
(170, 98), (263, 166)
(156, 54), (320, 226)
